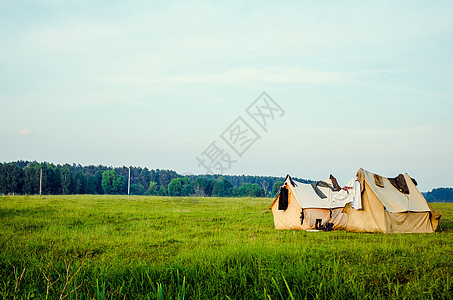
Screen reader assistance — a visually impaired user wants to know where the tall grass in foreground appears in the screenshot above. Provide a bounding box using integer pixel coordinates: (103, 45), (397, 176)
(0, 195), (452, 299)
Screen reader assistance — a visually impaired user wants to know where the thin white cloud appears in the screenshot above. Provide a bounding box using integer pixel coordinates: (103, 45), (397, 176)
(19, 129), (32, 136)
(99, 66), (351, 86)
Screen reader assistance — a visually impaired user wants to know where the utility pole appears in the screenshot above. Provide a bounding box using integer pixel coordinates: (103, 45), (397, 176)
(39, 168), (42, 196)
(128, 167), (131, 197)
(63, 174), (66, 195)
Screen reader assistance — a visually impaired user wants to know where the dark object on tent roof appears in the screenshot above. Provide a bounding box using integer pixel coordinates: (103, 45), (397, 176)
(285, 174), (297, 187)
(388, 174), (417, 194)
(374, 174), (384, 188)
(329, 174), (341, 191)
(311, 179), (341, 199)
(311, 183), (327, 199)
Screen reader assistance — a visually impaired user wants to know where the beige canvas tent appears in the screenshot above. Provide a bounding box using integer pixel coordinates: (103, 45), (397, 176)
(342, 168), (441, 233)
(269, 175), (354, 230)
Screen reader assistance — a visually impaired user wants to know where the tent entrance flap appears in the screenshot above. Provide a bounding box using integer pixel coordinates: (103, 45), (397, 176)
(279, 187), (288, 210)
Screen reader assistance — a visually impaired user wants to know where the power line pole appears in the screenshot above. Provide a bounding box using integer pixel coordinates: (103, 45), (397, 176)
(39, 168), (42, 196)
(128, 167), (131, 197)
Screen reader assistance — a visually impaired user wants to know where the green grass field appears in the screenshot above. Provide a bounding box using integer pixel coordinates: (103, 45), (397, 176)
(0, 195), (452, 299)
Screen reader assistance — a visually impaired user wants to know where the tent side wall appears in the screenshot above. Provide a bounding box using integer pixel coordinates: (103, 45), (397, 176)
(271, 186), (303, 230)
(302, 208), (348, 230)
(386, 211), (435, 233)
(427, 203), (441, 231)
(343, 180), (387, 233)
(405, 175), (441, 231)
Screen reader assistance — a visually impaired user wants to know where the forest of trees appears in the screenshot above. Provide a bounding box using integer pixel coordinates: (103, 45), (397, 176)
(1, 161), (451, 201)
(423, 188), (453, 203)
(0, 161), (312, 198)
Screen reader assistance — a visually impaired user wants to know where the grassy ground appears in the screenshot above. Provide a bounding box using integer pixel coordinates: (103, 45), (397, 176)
(0, 195), (452, 299)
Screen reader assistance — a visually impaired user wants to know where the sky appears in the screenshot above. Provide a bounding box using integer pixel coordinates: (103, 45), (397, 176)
(1, 0), (452, 191)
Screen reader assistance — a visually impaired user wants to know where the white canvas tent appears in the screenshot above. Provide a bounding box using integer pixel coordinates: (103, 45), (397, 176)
(342, 168), (441, 233)
(269, 175), (355, 230)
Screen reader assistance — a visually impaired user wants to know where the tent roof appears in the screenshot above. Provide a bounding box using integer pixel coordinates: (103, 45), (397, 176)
(358, 168), (430, 213)
(286, 177), (353, 209)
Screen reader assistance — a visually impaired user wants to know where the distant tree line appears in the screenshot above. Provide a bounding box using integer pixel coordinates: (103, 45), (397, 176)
(0, 161), (178, 196)
(423, 188), (453, 203)
(0, 161), (312, 198)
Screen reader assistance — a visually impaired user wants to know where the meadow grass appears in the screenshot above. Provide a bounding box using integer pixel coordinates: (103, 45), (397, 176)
(0, 195), (452, 299)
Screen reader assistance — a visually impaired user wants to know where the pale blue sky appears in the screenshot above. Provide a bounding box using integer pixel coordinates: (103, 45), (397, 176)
(1, 1), (452, 191)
